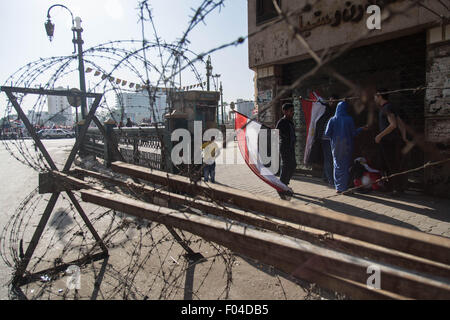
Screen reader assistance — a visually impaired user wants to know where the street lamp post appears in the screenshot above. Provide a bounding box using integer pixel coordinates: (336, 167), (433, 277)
(73, 17), (88, 121)
(45, 5), (88, 121)
(220, 81), (224, 125)
(206, 56), (212, 91)
(230, 102), (236, 129)
(211, 74), (220, 126)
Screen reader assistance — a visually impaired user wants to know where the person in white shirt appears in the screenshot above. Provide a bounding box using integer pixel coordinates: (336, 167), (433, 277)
(202, 136), (220, 183)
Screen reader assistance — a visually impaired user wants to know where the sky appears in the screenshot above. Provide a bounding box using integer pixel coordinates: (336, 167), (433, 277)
(0, 0), (255, 116)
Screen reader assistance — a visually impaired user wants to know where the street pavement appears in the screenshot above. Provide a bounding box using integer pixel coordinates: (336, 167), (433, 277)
(0, 138), (449, 300)
(215, 141), (450, 238)
(0, 138), (76, 299)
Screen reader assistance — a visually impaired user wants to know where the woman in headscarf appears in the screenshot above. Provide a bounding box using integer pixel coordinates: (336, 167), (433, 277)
(324, 101), (367, 193)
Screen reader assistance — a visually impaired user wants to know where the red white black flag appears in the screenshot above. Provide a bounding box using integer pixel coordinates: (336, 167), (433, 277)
(301, 91), (325, 164)
(235, 112), (291, 193)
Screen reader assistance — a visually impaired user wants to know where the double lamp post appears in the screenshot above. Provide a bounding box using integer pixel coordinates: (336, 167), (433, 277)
(44, 4), (88, 124)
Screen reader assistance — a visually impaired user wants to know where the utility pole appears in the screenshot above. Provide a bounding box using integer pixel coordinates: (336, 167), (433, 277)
(220, 82), (227, 148)
(73, 17), (88, 120)
(220, 82), (224, 125)
(206, 55), (212, 91)
(178, 53), (182, 89)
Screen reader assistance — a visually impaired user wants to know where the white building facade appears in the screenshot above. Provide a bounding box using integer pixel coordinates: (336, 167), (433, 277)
(235, 99), (255, 118)
(47, 87), (74, 126)
(116, 89), (168, 125)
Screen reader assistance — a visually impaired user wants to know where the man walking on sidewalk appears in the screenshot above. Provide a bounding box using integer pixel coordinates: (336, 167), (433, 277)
(276, 103), (296, 199)
(374, 89), (406, 195)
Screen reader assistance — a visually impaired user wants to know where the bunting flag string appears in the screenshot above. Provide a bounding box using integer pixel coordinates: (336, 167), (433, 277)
(85, 67), (207, 92)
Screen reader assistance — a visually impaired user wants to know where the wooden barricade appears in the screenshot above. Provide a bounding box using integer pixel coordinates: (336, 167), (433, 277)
(48, 161), (450, 300)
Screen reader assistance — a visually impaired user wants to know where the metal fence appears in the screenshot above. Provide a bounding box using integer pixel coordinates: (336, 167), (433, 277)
(84, 126), (169, 171)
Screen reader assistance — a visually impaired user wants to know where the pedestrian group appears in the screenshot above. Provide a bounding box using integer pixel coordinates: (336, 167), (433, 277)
(276, 88), (409, 199)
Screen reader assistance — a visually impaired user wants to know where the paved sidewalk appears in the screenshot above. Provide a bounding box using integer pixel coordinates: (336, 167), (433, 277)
(215, 142), (450, 238)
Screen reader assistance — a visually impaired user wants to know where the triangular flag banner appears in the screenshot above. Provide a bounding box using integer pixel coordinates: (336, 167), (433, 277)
(116, 79), (122, 84)
(235, 112), (290, 193)
(302, 91), (326, 165)
(122, 80), (127, 86)
(129, 83), (135, 88)
(94, 71), (101, 76)
(101, 74), (107, 80)
(86, 67), (93, 73)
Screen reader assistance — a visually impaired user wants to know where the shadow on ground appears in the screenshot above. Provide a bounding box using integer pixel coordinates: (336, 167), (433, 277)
(291, 192), (421, 231)
(291, 175), (450, 227)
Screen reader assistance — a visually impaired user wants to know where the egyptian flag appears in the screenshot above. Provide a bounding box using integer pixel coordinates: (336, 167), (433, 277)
(302, 91), (325, 164)
(235, 112), (291, 193)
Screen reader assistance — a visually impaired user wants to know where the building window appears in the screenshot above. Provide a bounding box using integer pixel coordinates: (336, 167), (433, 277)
(256, 0), (281, 25)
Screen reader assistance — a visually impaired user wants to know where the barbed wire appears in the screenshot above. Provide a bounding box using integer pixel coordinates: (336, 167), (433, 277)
(1, 0), (448, 300)
(0, 0), (312, 300)
(310, 157), (450, 203)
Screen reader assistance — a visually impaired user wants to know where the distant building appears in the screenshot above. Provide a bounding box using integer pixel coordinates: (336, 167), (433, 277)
(235, 99), (255, 118)
(248, 0), (450, 195)
(168, 90), (220, 134)
(47, 86), (73, 126)
(116, 88), (168, 125)
(27, 110), (51, 127)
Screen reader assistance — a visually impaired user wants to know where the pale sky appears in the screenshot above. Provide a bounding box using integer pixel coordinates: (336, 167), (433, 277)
(0, 0), (254, 116)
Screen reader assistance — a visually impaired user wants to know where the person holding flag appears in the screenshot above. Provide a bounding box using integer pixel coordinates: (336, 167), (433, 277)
(234, 108), (295, 200)
(276, 103), (296, 199)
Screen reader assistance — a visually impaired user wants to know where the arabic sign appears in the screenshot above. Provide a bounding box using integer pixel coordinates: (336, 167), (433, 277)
(298, 0), (405, 36)
(257, 90), (273, 123)
(426, 118), (450, 144)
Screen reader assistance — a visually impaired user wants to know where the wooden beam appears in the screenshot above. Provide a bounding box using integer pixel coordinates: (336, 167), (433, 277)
(110, 161), (450, 266)
(0, 86), (102, 98)
(80, 189), (450, 299)
(69, 168), (450, 279)
(51, 171), (103, 192)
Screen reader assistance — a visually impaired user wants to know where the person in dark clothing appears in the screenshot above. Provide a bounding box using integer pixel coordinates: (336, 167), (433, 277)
(276, 103), (296, 199)
(125, 118), (133, 127)
(374, 89), (405, 195)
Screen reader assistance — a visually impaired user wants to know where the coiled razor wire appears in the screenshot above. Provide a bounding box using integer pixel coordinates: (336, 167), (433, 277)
(1, 0), (449, 299)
